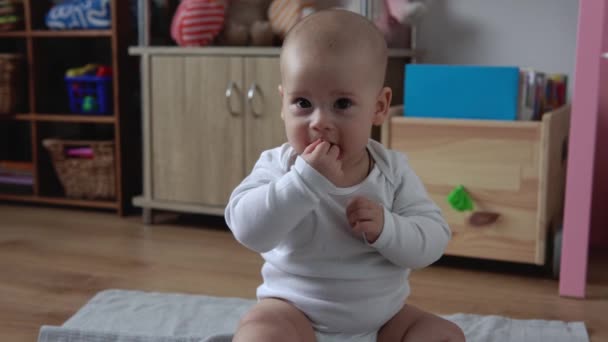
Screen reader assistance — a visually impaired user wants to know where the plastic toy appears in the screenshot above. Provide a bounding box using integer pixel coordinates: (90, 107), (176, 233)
(447, 185), (474, 212)
(447, 185), (500, 227)
(65, 64), (112, 115)
(81, 96), (98, 113)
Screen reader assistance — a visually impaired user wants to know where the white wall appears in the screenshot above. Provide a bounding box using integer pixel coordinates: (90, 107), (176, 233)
(417, 0), (579, 95)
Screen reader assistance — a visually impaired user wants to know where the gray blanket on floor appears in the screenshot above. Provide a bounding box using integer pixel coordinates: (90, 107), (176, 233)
(38, 289), (588, 342)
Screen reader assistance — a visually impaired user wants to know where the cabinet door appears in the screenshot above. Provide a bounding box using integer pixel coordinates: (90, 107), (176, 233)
(150, 56), (244, 206)
(244, 57), (286, 173)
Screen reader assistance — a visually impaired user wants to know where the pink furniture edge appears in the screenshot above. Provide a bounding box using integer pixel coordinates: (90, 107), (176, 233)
(559, 0), (607, 298)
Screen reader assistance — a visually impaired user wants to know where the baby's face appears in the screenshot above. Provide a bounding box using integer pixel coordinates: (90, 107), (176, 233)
(280, 52), (388, 165)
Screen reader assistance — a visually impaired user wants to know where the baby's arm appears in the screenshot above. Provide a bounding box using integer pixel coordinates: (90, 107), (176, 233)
(225, 148), (325, 253)
(370, 155), (451, 269)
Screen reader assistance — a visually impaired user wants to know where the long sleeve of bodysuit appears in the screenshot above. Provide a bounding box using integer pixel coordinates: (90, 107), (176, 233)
(225, 147), (327, 253)
(369, 154), (452, 269)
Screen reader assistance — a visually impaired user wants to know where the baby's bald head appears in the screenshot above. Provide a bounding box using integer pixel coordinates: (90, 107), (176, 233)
(280, 10), (388, 90)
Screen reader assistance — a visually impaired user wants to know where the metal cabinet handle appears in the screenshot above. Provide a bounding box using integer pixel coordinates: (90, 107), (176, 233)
(247, 82), (264, 118)
(225, 81), (240, 117)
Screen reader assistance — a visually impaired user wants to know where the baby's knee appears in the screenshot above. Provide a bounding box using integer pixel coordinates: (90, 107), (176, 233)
(236, 307), (310, 342)
(235, 310), (284, 341)
(442, 321), (466, 342)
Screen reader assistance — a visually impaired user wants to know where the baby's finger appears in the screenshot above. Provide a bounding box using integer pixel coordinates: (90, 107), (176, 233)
(312, 140), (331, 157)
(346, 196), (374, 217)
(348, 208), (376, 226)
(303, 139), (322, 154)
(346, 196), (366, 213)
(352, 220), (376, 234)
(327, 144), (340, 160)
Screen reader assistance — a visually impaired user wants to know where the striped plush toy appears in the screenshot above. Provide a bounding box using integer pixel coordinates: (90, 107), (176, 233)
(267, 0), (315, 40)
(171, 0), (226, 47)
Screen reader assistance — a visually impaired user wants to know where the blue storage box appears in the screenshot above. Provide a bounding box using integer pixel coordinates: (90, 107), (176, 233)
(65, 75), (112, 115)
(404, 64), (520, 120)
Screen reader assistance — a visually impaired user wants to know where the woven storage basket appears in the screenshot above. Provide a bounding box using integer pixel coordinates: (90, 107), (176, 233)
(0, 53), (23, 114)
(42, 139), (116, 200)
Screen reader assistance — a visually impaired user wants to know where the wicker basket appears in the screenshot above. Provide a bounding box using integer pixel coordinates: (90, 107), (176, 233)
(42, 139), (116, 200)
(0, 53), (23, 115)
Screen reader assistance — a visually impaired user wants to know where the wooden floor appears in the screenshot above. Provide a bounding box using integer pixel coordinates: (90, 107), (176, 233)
(0, 204), (606, 341)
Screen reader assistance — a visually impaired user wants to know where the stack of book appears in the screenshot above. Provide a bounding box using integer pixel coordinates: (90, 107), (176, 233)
(0, 160), (33, 195)
(0, 0), (23, 31)
(518, 69), (568, 121)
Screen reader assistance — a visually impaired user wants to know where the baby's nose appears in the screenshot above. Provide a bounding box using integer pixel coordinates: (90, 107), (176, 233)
(310, 109), (333, 131)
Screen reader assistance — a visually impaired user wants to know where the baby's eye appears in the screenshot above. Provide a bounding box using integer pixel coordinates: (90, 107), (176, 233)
(294, 98), (312, 109)
(334, 98), (352, 110)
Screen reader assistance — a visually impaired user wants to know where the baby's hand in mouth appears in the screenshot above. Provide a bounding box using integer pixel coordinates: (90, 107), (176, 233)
(302, 139), (344, 185)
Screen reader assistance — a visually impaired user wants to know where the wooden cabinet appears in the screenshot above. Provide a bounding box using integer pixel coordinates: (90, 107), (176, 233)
(382, 106), (570, 265)
(150, 56), (247, 207)
(132, 49), (288, 221)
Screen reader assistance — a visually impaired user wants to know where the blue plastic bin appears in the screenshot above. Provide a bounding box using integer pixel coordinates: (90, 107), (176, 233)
(65, 75), (112, 115)
(404, 65), (520, 121)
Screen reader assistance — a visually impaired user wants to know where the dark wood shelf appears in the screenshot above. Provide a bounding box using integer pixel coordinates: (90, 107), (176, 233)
(30, 30), (112, 38)
(0, 31), (27, 38)
(35, 114), (116, 124)
(0, 30), (113, 38)
(0, 114), (115, 123)
(0, 114), (34, 121)
(0, 0), (137, 215)
(0, 193), (118, 209)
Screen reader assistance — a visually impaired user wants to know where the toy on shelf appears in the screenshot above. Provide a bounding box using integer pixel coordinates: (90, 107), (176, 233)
(218, 0), (274, 46)
(447, 185), (500, 227)
(64, 64), (113, 115)
(447, 185), (474, 212)
(171, 0), (226, 47)
(46, 0), (111, 30)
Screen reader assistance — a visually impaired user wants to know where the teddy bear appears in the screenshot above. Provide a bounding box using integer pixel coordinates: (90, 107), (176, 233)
(218, 0), (275, 46)
(267, 0), (316, 41)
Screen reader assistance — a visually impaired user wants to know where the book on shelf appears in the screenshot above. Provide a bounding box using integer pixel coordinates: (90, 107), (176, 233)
(518, 69), (568, 121)
(0, 160), (34, 195)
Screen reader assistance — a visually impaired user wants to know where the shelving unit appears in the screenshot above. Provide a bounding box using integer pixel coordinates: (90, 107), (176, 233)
(0, 0), (139, 215)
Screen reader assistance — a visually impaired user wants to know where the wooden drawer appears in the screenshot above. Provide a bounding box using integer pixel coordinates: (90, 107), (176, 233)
(382, 106), (570, 265)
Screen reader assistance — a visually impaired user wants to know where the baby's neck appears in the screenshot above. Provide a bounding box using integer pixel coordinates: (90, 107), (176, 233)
(334, 149), (372, 188)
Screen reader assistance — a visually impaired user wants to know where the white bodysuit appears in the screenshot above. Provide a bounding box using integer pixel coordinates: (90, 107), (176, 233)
(225, 139), (451, 335)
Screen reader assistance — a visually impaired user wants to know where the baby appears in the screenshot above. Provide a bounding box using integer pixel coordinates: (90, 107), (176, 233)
(225, 9), (465, 342)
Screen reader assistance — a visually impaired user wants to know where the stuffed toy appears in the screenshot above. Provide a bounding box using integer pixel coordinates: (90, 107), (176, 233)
(46, 0), (112, 30)
(267, 0), (315, 41)
(374, 0), (431, 48)
(171, 0), (226, 47)
(218, 0), (274, 46)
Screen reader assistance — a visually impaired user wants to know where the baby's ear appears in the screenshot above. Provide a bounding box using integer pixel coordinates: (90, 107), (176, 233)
(373, 87), (392, 126)
(278, 85), (285, 120)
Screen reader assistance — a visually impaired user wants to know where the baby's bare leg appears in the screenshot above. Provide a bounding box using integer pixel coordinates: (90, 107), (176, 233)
(233, 298), (316, 342)
(378, 304), (465, 342)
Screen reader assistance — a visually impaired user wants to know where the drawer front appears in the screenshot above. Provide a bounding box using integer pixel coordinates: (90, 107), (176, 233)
(389, 119), (543, 264)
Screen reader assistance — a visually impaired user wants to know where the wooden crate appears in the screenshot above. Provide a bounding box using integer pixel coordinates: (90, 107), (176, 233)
(382, 106), (570, 265)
